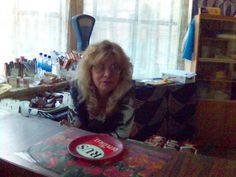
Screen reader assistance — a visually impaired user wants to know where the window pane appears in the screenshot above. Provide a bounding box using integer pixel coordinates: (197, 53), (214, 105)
(84, 0), (190, 79)
(18, 0), (60, 12)
(0, 0), (67, 60)
(85, 0), (136, 19)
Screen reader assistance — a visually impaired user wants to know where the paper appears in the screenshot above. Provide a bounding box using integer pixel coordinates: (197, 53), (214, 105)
(162, 70), (196, 78)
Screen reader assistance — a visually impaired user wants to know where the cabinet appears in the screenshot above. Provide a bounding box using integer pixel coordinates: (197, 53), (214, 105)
(192, 14), (236, 147)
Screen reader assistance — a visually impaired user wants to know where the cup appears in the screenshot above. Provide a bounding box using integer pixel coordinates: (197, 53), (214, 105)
(7, 76), (18, 88)
(22, 77), (31, 88)
(20, 101), (30, 117)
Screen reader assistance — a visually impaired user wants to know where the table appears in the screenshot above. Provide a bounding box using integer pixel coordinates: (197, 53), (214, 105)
(0, 111), (236, 177)
(0, 111), (65, 177)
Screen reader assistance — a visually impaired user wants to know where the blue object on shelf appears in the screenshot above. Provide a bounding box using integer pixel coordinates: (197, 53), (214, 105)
(182, 19), (195, 60)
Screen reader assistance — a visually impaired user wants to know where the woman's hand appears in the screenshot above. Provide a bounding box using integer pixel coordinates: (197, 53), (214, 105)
(59, 119), (74, 127)
(66, 51), (82, 61)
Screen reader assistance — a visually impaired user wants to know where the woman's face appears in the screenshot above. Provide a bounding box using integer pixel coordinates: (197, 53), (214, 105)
(91, 58), (121, 97)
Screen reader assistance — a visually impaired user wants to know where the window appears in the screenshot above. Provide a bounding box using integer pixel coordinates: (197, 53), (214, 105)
(0, 0), (69, 77)
(84, 0), (192, 79)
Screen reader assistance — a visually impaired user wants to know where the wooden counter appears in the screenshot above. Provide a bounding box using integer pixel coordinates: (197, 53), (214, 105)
(0, 81), (69, 100)
(0, 111), (236, 177)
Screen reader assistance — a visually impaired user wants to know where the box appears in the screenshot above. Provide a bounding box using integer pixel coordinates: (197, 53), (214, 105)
(162, 70), (196, 84)
(199, 7), (221, 15)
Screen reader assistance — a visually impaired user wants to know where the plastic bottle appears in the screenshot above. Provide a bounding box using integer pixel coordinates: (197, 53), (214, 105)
(46, 55), (52, 72)
(37, 52), (43, 74)
(50, 51), (62, 76)
(34, 52), (43, 83)
(42, 54), (48, 72)
(52, 58), (60, 76)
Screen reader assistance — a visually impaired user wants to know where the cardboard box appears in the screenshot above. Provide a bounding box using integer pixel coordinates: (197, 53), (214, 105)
(199, 7), (221, 15)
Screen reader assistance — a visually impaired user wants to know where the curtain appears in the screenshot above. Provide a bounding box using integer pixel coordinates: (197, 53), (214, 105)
(67, 0), (83, 51)
(192, 0), (200, 17)
(0, 0), (70, 77)
(84, 0), (192, 79)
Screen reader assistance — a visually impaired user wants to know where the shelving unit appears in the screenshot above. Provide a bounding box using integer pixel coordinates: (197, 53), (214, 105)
(192, 14), (236, 147)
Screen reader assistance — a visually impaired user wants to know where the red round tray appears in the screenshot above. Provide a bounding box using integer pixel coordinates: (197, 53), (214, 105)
(68, 134), (124, 161)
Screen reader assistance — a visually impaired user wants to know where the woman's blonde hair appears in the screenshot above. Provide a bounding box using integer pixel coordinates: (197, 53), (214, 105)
(76, 40), (133, 116)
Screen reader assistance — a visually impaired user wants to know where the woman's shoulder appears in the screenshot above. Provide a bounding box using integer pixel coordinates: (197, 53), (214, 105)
(119, 85), (135, 105)
(69, 80), (82, 100)
(125, 83), (135, 96)
(69, 79), (78, 92)
(69, 79), (78, 88)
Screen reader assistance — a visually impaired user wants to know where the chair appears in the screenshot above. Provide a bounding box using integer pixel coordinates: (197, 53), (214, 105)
(71, 14), (95, 52)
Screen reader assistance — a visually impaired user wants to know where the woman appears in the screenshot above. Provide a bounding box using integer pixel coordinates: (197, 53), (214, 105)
(61, 40), (135, 139)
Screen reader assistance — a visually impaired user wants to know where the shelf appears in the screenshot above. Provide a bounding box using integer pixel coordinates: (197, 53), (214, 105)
(197, 78), (236, 83)
(199, 58), (236, 63)
(198, 14), (236, 22)
(216, 34), (236, 41)
(0, 81), (69, 100)
(201, 37), (231, 42)
(198, 98), (236, 103)
(194, 14), (236, 147)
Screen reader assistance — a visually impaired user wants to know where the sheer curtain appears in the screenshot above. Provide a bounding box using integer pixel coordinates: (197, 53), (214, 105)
(84, 0), (192, 79)
(0, 0), (70, 77)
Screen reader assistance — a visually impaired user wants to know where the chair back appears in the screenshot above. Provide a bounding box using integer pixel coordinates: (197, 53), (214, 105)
(71, 14), (95, 52)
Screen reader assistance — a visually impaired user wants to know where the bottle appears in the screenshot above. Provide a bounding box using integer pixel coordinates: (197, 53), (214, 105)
(50, 51), (58, 75)
(42, 54), (48, 72)
(46, 55), (52, 72)
(34, 52), (43, 83)
(37, 52), (43, 74)
(52, 58), (60, 76)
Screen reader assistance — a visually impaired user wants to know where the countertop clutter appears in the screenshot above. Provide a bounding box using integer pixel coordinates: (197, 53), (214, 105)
(0, 51), (80, 100)
(0, 81), (70, 100)
(0, 83), (12, 95)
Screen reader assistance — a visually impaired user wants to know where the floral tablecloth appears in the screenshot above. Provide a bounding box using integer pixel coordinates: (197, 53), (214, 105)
(27, 128), (172, 177)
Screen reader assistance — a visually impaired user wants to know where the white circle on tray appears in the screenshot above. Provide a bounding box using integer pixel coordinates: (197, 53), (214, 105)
(76, 144), (105, 159)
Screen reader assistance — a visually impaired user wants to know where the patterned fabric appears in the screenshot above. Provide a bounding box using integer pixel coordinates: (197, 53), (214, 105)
(37, 106), (68, 121)
(130, 82), (197, 142)
(27, 128), (172, 177)
(68, 82), (135, 139)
